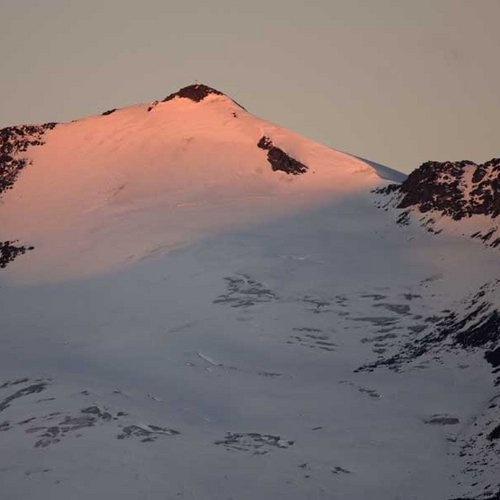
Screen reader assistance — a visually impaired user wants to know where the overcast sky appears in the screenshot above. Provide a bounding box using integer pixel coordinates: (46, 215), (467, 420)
(1, 0), (499, 173)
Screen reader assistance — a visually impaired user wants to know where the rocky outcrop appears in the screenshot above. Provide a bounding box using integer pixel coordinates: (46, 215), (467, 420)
(257, 136), (308, 175)
(0, 122), (57, 196)
(376, 158), (500, 248)
(380, 158), (500, 220)
(358, 280), (500, 376)
(0, 124), (53, 268)
(356, 280), (500, 500)
(396, 159), (500, 219)
(163, 84), (223, 103)
(0, 241), (34, 269)
(162, 84), (247, 110)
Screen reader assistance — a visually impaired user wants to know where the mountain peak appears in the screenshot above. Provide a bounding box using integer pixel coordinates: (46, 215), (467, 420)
(162, 83), (246, 110)
(163, 84), (225, 103)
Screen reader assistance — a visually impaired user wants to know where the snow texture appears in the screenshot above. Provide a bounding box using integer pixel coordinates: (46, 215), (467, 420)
(0, 85), (498, 500)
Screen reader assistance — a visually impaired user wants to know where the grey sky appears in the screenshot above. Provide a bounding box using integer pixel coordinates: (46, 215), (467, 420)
(1, 0), (499, 173)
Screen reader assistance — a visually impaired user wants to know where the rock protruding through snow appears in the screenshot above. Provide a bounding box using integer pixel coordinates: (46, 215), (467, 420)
(257, 136), (309, 175)
(0, 122), (57, 196)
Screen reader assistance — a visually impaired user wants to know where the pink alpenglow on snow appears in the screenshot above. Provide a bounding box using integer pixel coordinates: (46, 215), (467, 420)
(0, 84), (402, 282)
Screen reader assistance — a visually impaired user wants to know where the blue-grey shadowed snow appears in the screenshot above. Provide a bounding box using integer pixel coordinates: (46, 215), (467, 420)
(0, 192), (498, 500)
(354, 156), (407, 183)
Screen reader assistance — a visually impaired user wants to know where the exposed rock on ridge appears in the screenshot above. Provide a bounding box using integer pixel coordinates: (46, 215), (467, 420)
(376, 158), (500, 248)
(396, 158), (500, 220)
(0, 122), (57, 196)
(163, 83), (224, 103)
(380, 158), (500, 220)
(0, 241), (34, 269)
(257, 136), (308, 175)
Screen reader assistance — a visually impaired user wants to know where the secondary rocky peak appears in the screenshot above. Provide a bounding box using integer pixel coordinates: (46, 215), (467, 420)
(395, 158), (500, 220)
(376, 157), (500, 249)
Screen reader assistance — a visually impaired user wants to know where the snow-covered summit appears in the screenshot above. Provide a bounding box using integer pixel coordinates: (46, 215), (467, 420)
(0, 84), (403, 282)
(164, 83), (225, 102)
(162, 83), (245, 108)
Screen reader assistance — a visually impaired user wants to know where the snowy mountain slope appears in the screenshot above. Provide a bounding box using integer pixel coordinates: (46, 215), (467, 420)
(0, 84), (397, 283)
(0, 85), (499, 500)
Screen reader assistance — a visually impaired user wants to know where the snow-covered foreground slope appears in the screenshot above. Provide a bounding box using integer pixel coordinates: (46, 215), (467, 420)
(0, 86), (499, 500)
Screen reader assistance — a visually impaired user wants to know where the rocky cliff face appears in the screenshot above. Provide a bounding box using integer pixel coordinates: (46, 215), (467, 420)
(398, 158), (500, 219)
(377, 158), (500, 248)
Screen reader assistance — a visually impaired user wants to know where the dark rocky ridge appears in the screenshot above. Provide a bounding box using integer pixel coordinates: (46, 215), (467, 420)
(376, 158), (500, 248)
(163, 84), (223, 103)
(380, 158), (500, 220)
(163, 84), (246, 110)
(257, 136), (308, 175)
(358, 280), (500, 375)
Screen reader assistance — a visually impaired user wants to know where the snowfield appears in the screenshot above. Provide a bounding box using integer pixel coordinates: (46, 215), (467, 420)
(0, 85), (498, 500)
